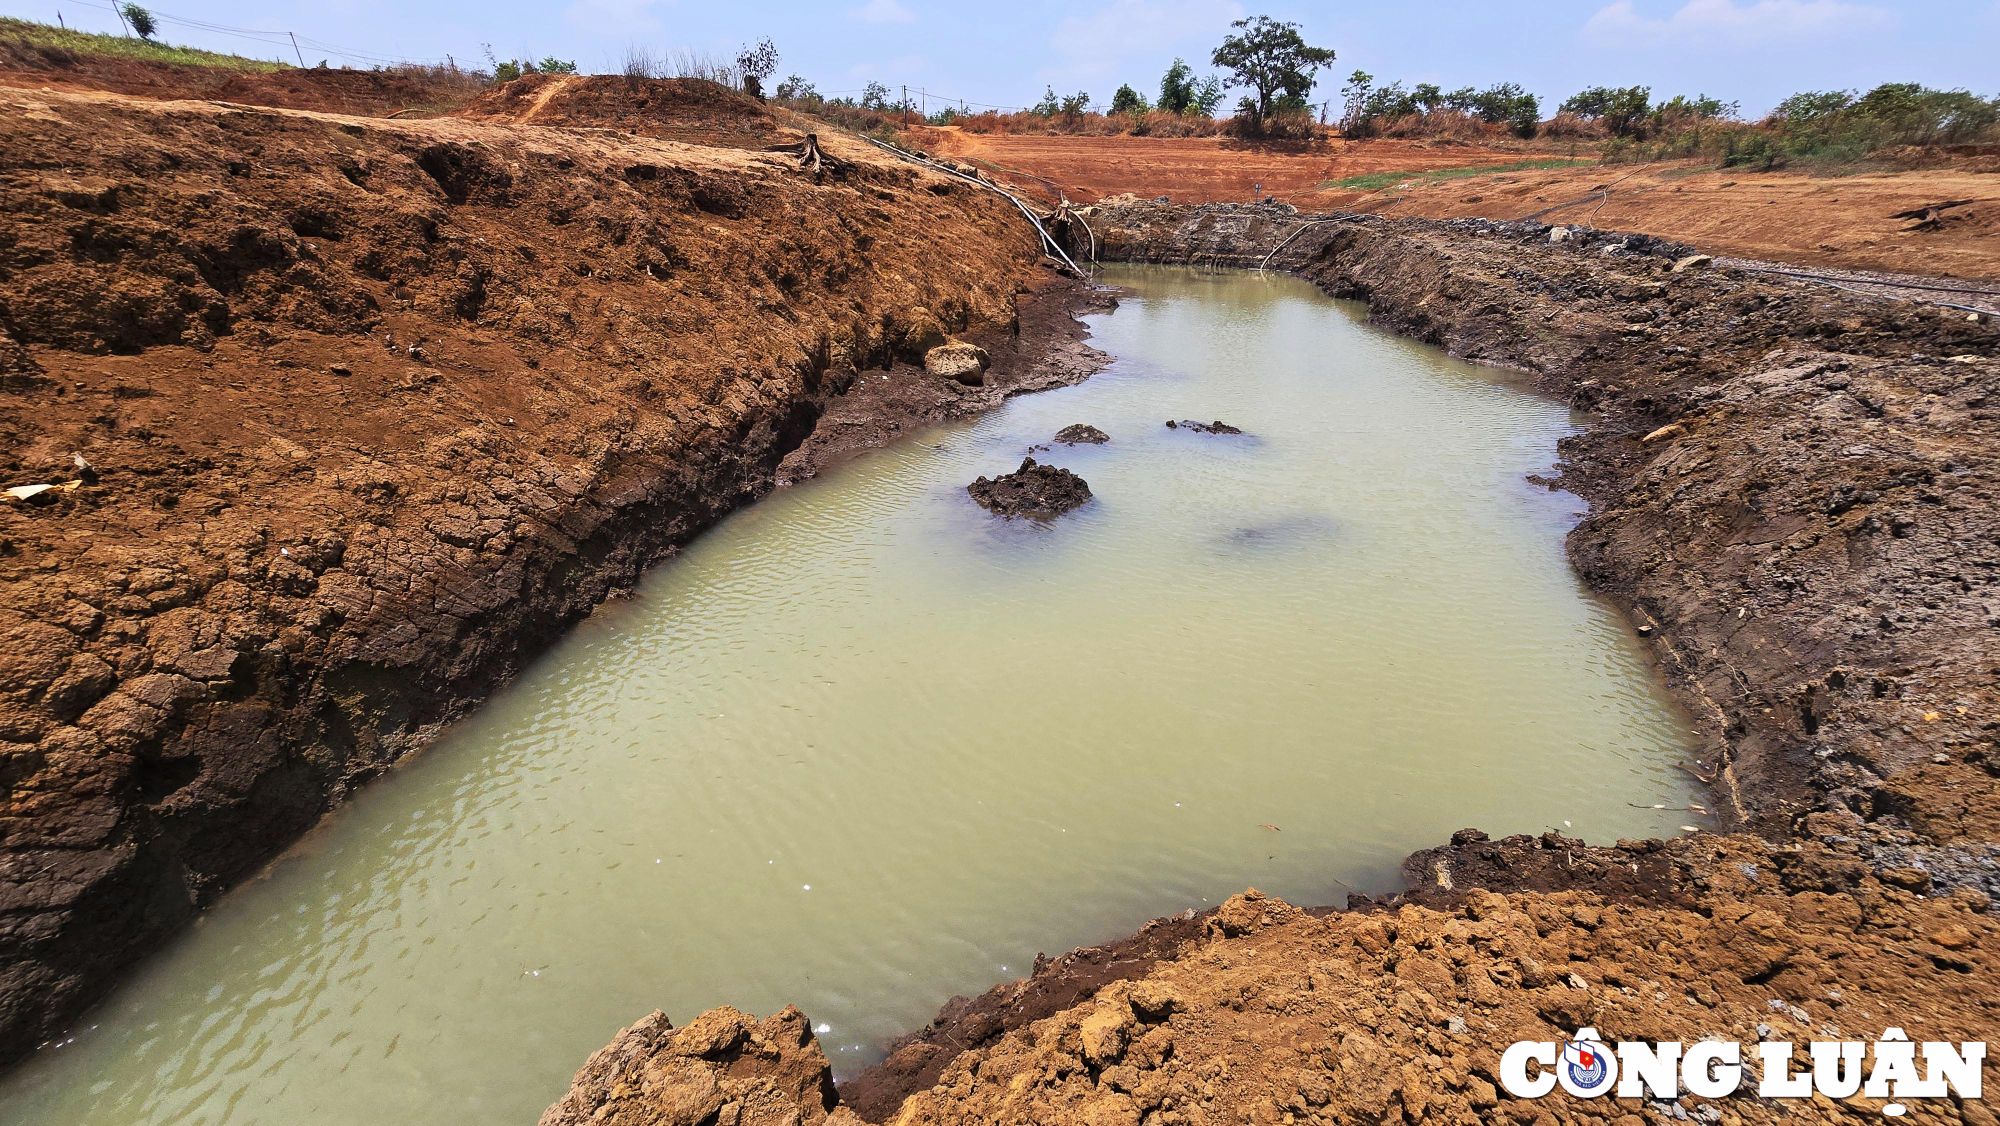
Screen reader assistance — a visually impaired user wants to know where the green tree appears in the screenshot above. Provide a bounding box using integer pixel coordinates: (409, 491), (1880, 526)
(860, 81), (890, 111)
(538, 57), (578, 75)
(120, 3), (156, 40)
(1032, 85), (1062, 117)
(773, 75), (820, 104)
(1560, 85), (1652, 137)
(1210, 15), (1335, 121)
(1110, 83), (1149, 114)
(1159, 58), (1198, 114)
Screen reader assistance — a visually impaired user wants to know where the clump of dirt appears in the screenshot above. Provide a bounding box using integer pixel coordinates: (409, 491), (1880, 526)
(1166, 419), (1243, 434)
(1053, 423), (1109, 444)
(539, 1005), (863, 1126)
(454, 74), (785, 150)
(0, 86), (1079, 1066)
(967, 457), (1092, 517)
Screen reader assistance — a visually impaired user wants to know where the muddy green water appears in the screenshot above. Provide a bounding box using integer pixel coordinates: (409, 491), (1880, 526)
(0, 267), (1704, 1124)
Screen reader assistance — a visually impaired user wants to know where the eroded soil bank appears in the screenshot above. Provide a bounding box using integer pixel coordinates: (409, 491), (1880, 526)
(0, 85), (1106, 1066)
(548, 208), (2000, 1124)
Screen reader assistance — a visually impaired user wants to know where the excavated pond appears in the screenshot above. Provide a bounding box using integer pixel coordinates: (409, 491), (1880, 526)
(0, 267), (1703, 1124)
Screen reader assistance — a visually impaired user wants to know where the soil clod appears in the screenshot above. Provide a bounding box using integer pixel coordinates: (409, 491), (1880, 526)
(967, 457), (1092, 517)
(1052, 423), (1108, 445)
(1165, 418), (1243, 434)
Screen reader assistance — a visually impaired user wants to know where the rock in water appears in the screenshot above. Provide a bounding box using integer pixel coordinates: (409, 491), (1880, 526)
(538, 1005), (862, 1126)
(967, 457), (1091, 517)
(1165, 419), (1243, 434)
(1053, 423), (1109, 445)
(924, 341), (990, 386)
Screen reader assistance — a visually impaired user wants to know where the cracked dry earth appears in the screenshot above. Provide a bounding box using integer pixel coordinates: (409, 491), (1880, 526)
(0, 82), (1096, 1066)
(544, 209), (2000, 1124)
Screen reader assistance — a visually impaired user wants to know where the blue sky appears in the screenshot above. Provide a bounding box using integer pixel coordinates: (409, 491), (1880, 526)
(11, 0), (1997, 117)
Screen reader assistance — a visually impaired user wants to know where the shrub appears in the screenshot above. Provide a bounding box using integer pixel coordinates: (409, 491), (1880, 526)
(1110, 84), (1148, 115)
(1559, 85), (1652, 137)
(119, 3), (156, 40)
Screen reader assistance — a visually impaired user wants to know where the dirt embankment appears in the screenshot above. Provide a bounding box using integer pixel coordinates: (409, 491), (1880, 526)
(0, 38), (483, 117)
(911, 128), (1545, 207)
(545, 207), (2000, 1124)
(1310, 163), (2000, 282)
(0, 84), (1105, 1067)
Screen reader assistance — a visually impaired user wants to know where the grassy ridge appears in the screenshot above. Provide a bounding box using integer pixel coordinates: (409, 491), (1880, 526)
(1327, 158), (1597, 193)
(0, 16), (286, 73)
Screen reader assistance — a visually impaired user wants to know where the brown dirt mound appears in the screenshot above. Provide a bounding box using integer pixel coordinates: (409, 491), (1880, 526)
(455, 74), (784, 149)
(0, 39), (481, 116)
(967, 457), (1092, 517)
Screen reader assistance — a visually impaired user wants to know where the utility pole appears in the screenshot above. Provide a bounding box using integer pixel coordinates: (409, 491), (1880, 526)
(289, 31), (306, 68)
(901, 85), (908, 128)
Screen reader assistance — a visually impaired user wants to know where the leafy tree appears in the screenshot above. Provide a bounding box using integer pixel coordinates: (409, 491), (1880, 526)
(1160, 58), (1226, 117)
(1159, 58), (1199, 114)
(1412, 83), (1443, 111)
(1560, 85), (1652, 137)
(1110, 83), (1149, 115)
(494, 60), (522, 82)
(1032, 85), (1062, 117)
(120, 3), (156, 40)
(1210, 15), (1335, 121)
(1059, 90), (1092, 119)
(1339, 70), (1373, 134)
(737, 37), (778, 97)
(860, 81), (891, 111)
(773, 75), (820, 104)
(538, 57), (578, 75)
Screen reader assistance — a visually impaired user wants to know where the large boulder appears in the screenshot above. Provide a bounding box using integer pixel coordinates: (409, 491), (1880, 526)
(539, 1005), (862, 1126)
(925, 341), (990, 386)
(901, 307), (948, 359)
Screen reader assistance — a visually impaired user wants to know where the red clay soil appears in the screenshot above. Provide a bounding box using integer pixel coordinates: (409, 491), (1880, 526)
(455, 75), (792, 150)
(1308, 160), (2000, 281)
(909, 127), (1547, 207)
(0, 38), (481, 117)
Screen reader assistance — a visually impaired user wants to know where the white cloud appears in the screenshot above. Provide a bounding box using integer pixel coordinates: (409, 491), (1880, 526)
(1581, 0), (1892, 47)
(852, 0), (915, 24)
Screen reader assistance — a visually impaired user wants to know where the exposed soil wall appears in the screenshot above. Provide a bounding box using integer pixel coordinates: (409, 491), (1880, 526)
(0, 87), (1100, 1067)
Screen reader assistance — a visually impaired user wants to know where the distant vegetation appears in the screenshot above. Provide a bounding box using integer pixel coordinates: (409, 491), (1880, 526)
(0, 14), (285, 72)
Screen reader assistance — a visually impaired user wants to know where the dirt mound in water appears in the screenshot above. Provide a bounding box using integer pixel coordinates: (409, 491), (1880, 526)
(454, 74), (784, 149)
(1053, 423), (1108, 444)
(540, 1005), (861, 1126)
(0, 39), (482, 115)
(967, 457), (1092, 516)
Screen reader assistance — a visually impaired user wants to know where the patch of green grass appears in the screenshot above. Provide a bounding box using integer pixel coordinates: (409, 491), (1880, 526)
(1325, 157), (1597, 193)
(0, 16), (287, 73)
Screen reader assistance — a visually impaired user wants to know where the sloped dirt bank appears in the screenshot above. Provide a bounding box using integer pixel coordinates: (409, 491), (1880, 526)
(0, 86), (1105, 1068)
(548, 206), (2000, 1124)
